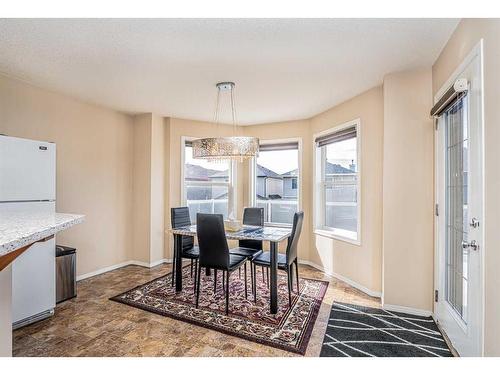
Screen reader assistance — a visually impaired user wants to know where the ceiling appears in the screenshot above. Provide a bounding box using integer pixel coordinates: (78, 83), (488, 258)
(0, 19), (458, 125)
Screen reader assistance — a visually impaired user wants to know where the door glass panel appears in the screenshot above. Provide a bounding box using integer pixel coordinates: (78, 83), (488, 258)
(444, 93), (469, 322)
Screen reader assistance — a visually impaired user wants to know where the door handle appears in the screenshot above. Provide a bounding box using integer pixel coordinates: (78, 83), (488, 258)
(470, 217), (480, 228)
(462, 240), (479, 251)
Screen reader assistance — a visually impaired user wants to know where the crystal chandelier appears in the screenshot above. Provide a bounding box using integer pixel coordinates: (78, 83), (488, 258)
(192, 82), (259, 162)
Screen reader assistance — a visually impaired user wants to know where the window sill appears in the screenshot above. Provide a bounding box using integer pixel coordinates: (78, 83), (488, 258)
(314, 229), (361, 246)
(264, 222), (292, 228)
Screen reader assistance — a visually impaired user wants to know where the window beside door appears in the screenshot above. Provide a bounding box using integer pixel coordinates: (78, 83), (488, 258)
(182, 139), (235, 222)
(251, 141), (300, 226)
(314, 121), (360, 243)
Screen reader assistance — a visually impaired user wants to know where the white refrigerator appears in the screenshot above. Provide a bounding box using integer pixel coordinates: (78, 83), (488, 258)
(0, 135), (57, 328)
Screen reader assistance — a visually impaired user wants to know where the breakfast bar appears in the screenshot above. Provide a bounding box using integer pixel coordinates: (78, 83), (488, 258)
(0, 212), (84, 357)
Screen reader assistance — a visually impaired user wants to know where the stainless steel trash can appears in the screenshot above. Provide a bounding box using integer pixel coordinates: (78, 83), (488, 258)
(55, 245), (77, 303)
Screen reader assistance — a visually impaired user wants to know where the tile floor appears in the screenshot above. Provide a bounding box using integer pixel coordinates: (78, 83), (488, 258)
(13, 263), (380, 357)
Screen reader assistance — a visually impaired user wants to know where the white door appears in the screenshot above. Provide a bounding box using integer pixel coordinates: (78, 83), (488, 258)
(435, 44), (483, 357)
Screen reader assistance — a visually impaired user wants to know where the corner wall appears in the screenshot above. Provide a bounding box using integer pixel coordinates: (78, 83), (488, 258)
(150, 114), (165, 263)
(132, 113), (166, 265)
(132, 114), (152, 264)
(382, 68), (434, 313)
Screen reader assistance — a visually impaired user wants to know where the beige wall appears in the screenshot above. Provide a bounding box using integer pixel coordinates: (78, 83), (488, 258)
(163, 117), (171, 259)
(0, 74), (134, 277)
(132, 114), (152, 264)
(432, 18), (500, 356)
(132, 113), (166, 265)
(309, 87), (384, 295)
(0, 266), (12, 357)
(150, 114), (165, 263)
(382, 68), (434, 312)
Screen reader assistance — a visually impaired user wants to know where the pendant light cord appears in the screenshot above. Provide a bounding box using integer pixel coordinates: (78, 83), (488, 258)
(230, 84), (237, 136)
(213, 86), (221, 126)
(212, 82), (237, 136)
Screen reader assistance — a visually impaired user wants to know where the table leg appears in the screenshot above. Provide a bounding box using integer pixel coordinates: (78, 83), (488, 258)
(270, 241), (278, 314)
(174, 234), (183, 292)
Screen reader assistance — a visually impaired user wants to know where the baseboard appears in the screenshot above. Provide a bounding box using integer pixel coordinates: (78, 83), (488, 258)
(382, 303), (433, 317)
(298, 260), (382, 298)
(76, 258), (173, 281)
(129, 258), (172, 268)
(149, 258), (172, 267)
(76, 261), (134, 281)
(298, 260), (434, 316)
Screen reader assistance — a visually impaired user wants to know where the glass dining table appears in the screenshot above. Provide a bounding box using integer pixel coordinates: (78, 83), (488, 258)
(169, 224), (292, 314)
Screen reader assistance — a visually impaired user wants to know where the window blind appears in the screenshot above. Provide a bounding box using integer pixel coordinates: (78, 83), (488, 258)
(259, 142), (299, 152)
(430, 78), (468, 117)
(315, 126), (356, 147)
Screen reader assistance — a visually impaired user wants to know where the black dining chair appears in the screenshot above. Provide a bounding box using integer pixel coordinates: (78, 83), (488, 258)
(251, 211), (304, 306)
(229, 207), (264, 297)
(171, 207), (200, 289)
(195, 213), (247, 315)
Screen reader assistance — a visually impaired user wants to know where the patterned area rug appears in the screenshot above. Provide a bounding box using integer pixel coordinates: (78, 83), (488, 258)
(111, 265), (328, 354)
(320, 302), (453, 357)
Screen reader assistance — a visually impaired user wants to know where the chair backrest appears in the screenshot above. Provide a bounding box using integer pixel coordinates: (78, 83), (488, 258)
(243, 207), (264, 226)
(196, 213), (230, 269)
(171, 207), (194, 252)
(286, 211), (304, 264)
(239, 207), (264, 250)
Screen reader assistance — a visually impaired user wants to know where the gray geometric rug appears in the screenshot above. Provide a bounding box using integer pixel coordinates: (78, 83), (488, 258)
(320, 302), (453, 357)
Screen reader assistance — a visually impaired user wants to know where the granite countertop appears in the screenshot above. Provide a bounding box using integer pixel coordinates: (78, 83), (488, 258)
(0, 212), (85, 256)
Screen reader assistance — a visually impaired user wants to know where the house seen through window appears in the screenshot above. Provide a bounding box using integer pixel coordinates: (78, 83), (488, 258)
(253, 142), (299, 225)
(183, 140), (233, 222)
